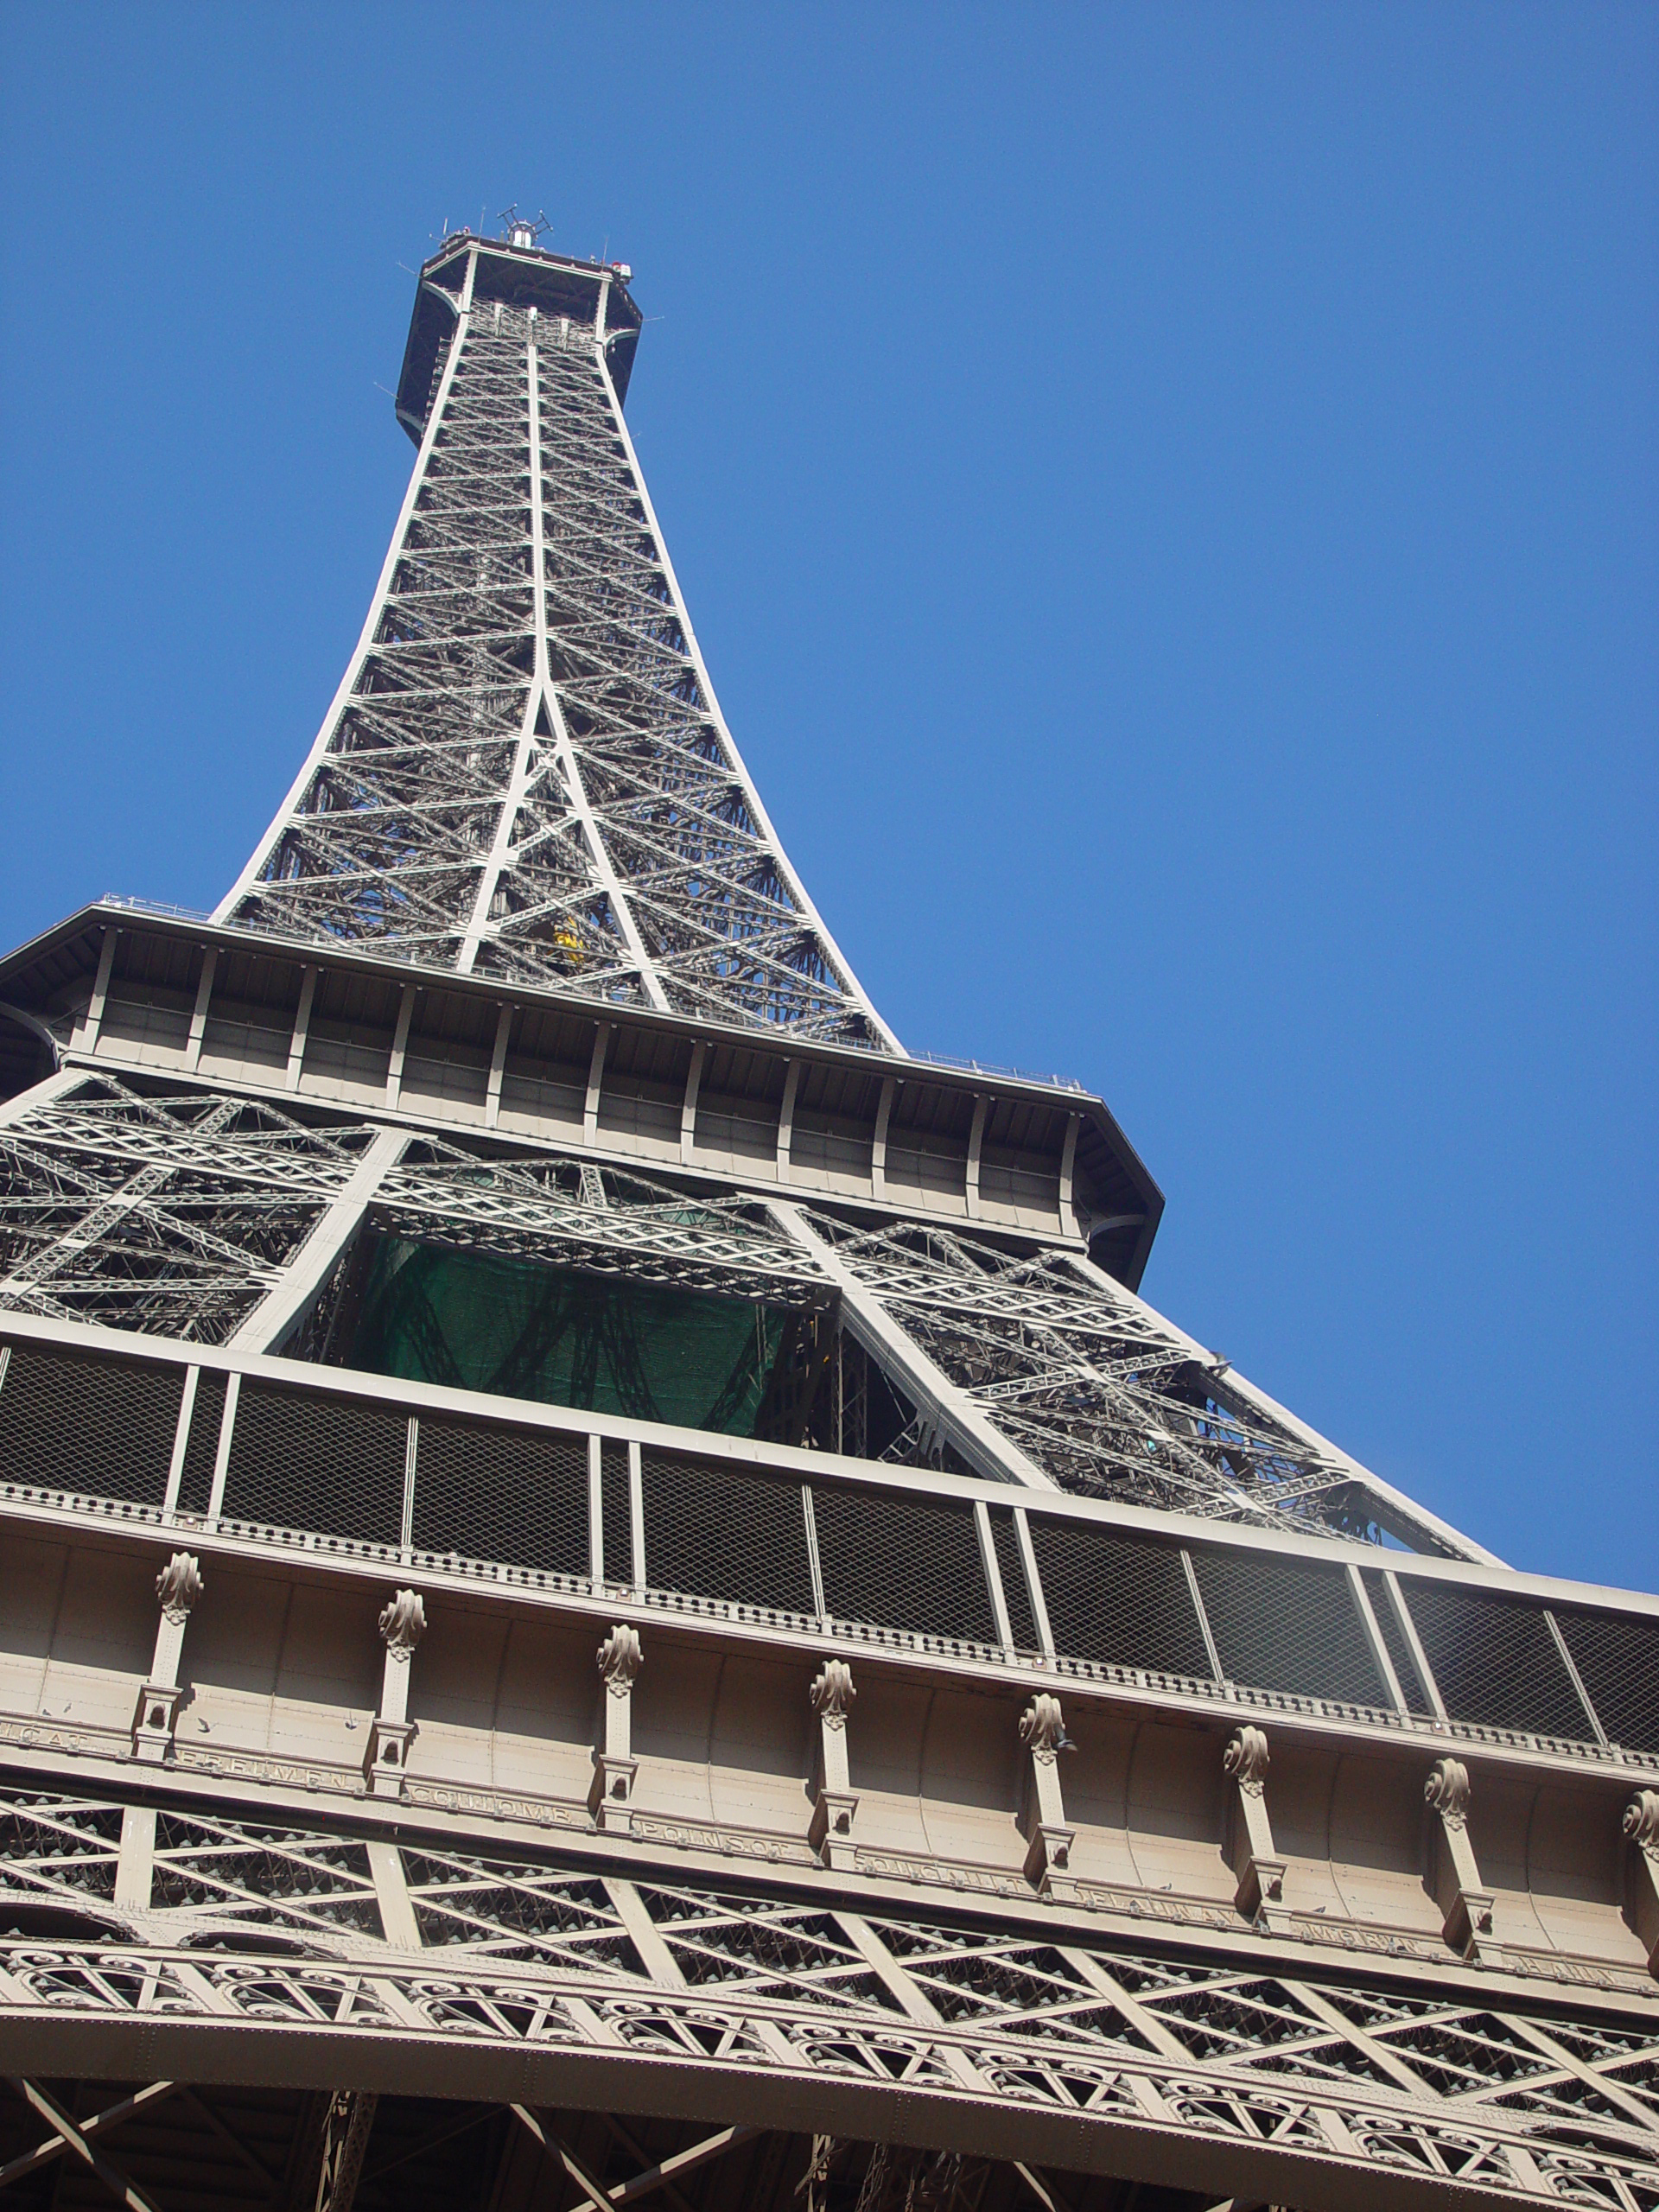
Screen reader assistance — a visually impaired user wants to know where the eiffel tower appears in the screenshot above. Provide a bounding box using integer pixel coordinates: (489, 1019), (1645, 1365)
(0, 213), (1654, 2212)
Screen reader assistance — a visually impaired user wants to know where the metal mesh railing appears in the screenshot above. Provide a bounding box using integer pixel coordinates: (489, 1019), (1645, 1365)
(812, 1485), (997, 1643)
(222, 1382), (405, 1548)
(641, 1452), (816, 1617)
(1554, 1606), (1659, 1753)
(413, 1415), (585, 1578)
(3, 1331), (1654, 1759)
(1401, 1579), (1592, 1742)
(1027, 1516), (1211, 1681)
(0, 1341), (180, 1506)
(1193, 1550), (1385, 1708)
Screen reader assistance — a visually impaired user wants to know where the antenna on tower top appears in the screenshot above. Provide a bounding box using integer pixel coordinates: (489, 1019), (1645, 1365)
(499, 205), (550, 251)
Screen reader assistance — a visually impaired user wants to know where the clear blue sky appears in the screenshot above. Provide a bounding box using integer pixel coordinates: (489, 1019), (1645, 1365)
(2, 5), (1653, 1587)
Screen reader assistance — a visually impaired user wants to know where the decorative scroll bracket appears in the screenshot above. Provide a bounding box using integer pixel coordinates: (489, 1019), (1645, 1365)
(1223, 1725), (1287, 1927)
(808, 1661), (859, 1868)
(133, 1553), (203, 1764)
(1425, 1757), (1495, 1958)
(1019, 1694), (1077, 1899)
(1622, 1789), (1659, 1976)
(591, 1625), (643, 1832)
(366, 1589), (426, 1798)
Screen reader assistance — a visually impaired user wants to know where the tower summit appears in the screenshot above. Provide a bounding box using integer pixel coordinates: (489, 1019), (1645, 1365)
(0, 219), (1655, 2211)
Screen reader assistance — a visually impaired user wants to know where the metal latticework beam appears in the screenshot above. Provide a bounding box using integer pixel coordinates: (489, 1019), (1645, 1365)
(0, 1071), (376, 1344)
(0, 1062), (1481, 1545)
(789, 1208), (1482, 1548)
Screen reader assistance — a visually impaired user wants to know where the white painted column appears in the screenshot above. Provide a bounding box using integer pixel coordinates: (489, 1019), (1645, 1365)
(485, 1003), (513, 1128)
(181, 948), (216, 1073)
(283, 967), (316, 1091)
(75, 928), (118, 1053)
(870, 1076), (894, 1199)
(1057, 1114), (1079, 1230)
(385, 984), (415, 1107)
(964, 1096), (988, 1220)
(583, 1023), (611, 1147)
(680, 1042), (705, 1165)
(777, 1059), (800, 1180)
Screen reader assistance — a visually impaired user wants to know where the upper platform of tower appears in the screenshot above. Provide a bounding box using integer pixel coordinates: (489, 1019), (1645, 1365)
(396, 229), (645, 440)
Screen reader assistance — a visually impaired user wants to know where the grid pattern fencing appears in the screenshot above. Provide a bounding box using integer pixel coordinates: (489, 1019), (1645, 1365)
(641, 1452), (816, 1617)
(812, 1484), (998, 1643)
(3, 1327), (1656, 1760)
(0, 1340), (181, 1506)
(1400, 1580), (1592, 1742)
(1193, 1550), (1386, 1707)
(1554, 1606), (1659, 1754)
(414, 1414), (587, 1578)
(223, 1382), (406, 1548)
(1027, 1516), (1211, 1681)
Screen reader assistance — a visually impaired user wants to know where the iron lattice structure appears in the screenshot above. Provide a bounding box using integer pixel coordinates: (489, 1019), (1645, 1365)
(0, 223), (1655, 2212)
(217, 249), (892, 1047)
(4, 1787), (1659, 2208)
(0, 1071), (1458, 1545)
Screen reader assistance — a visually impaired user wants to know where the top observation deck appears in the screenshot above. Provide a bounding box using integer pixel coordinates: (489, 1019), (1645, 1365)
(396, 228), (645, 441)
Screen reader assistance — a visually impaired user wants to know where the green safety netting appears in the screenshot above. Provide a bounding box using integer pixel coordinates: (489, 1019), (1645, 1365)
(346, 1235), (788, 1437)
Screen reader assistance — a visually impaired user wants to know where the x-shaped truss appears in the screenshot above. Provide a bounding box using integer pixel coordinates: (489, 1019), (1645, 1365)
(798, 1211), (1389, 1536)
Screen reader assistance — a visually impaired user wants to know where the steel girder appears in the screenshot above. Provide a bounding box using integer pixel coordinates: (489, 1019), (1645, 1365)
(0, 1077), (829, 1346)
(217, 272), (892, 1048)
(0, 1073), (373, 1344)
(788, 1211), (1404, 1540)
(3, 1788), (1656, 2209)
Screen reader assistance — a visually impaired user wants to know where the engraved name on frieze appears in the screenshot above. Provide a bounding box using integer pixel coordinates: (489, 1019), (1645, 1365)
(403, 1780), (590, 1828)
(627, 1815), (817, 1864)
(172, 1743), (359, 1795)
